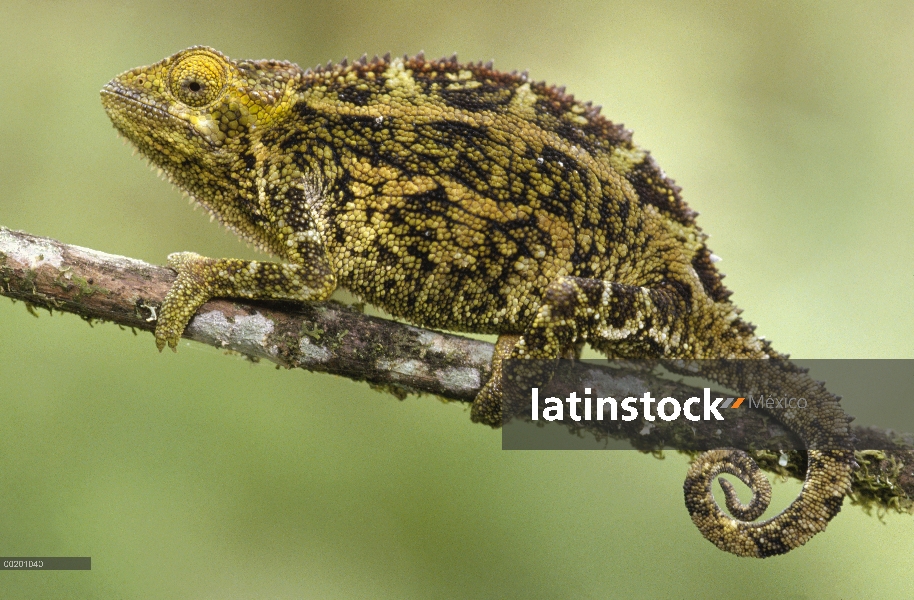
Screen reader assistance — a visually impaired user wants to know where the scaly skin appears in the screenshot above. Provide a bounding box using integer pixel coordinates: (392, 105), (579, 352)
(101, 47), (855, 557)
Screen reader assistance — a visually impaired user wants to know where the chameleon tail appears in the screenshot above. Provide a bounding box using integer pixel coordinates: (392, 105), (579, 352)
(681, 358), (856, 557)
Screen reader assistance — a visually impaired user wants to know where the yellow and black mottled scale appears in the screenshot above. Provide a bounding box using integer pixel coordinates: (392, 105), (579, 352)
(101, 47), (856, 558)
(270, 54), (711, 334)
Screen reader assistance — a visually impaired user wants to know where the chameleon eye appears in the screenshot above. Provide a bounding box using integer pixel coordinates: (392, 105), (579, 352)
(168, 53), (227, 107)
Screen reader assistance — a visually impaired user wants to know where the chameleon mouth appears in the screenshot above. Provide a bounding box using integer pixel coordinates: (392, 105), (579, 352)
(100, 82), (217, 150)
(101, 84), (175, 125)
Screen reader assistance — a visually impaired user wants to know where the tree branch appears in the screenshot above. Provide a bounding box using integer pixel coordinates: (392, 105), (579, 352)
(1, 226), (911, 514)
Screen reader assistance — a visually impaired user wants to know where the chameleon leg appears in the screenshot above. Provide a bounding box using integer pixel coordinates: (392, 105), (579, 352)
(156, 251), (336, 350)
(471, 334), (521, 426)
(470, 276), (682, 426)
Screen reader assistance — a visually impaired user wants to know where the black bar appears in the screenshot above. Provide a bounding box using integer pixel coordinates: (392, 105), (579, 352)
(0, 558), (90, 570)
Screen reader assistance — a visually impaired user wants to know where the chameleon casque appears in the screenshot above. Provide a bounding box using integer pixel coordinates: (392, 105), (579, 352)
(101, 47), (856, 557)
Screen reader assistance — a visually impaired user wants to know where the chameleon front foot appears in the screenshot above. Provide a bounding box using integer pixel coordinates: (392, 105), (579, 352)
(156, 252), (215, 351)
(154, 251), (338, 351)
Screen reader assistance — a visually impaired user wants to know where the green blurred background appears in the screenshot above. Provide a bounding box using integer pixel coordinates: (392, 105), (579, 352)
(1, 0), (913, 597)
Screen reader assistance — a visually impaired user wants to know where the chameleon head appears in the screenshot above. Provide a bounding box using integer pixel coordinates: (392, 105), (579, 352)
(100, 46), (301, 196)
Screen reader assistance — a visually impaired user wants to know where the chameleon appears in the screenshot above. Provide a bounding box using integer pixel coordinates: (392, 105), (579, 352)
(101, 46), (856, 557)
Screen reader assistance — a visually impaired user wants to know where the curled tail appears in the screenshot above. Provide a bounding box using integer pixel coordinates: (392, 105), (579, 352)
(681, 357), (856, 557)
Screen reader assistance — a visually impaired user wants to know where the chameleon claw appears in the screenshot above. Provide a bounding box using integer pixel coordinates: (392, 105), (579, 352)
(154, 328), (179, 352)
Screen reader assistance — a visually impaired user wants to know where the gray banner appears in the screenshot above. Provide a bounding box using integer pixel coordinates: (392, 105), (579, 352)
(501, 359), (914, 451)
